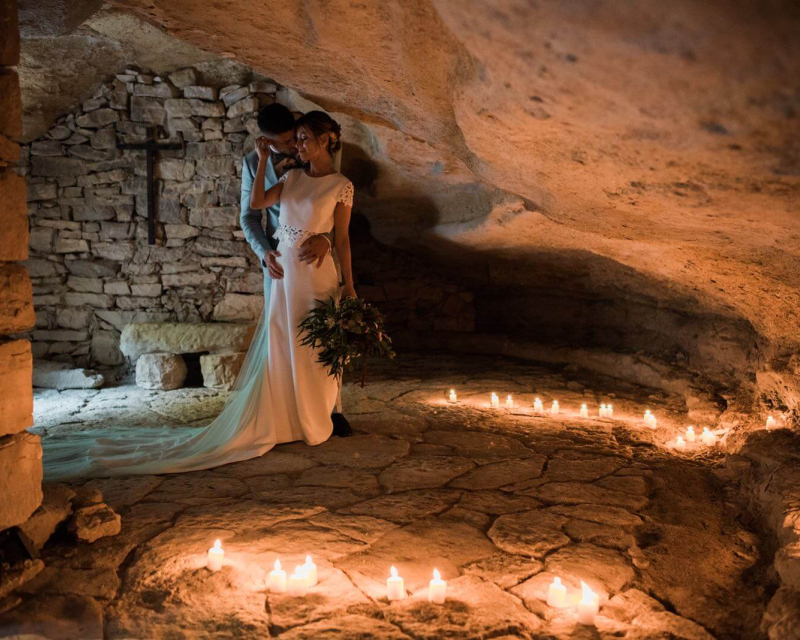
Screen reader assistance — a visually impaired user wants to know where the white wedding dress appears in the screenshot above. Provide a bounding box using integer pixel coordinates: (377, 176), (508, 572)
(42, 168), (355, 480)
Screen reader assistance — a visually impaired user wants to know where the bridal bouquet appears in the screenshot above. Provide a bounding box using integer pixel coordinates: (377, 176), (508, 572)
(299, 296), (395, 386)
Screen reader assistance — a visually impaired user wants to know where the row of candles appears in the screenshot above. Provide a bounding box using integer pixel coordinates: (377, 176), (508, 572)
(207, 541), (448, 603)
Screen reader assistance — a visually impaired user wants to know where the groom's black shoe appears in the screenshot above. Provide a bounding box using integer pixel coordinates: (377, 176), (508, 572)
(331, 413), (353, 437)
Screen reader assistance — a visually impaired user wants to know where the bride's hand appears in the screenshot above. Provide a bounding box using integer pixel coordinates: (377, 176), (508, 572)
(255, 137), (269, 161)
(342, 284), (357, 299)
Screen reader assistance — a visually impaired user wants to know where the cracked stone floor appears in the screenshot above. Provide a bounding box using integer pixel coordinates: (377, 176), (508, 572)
(3, 354), (774, 639)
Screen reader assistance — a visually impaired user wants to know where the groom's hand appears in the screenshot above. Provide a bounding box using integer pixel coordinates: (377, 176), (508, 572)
(264, 250), (284, 279)
(297, 234), (331, 268)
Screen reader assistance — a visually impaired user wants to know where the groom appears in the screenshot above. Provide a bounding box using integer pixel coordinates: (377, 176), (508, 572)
(240, 103), (352, 437)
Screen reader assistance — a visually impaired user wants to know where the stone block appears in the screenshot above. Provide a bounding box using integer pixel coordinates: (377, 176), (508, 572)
(0, 264), (34, 333)
(195, 156), (235, 177)
(91, 330), (123, 365)
(213, 293), (263, 322)
(227, 96), (259, 118)
(0, 432), (42, 530)
(188, 206), (238, 228)
(221, 85), (249, 107)
(163, 224), (199, 240)
(26, 181), (57, 200)
(249, 81), (277, 94)
(64, 292), (114, 308)
(168, 67), (197, 89)
(68, 503), (121, 543)
(56, 307), (90, 329)
(120, 322), (255, 358)
(90, 127), (117, 149)
(164, 98), (225, 118)
(103, 281), (130, 295)
(32, 360), (105, 390)
(0, 0), (20, 66)
(156, 158), (195, 181)
(135, 353), (187, 390)
(92, 241), (135, 262)
(130, 95), (166, 126)
(0, 69), (22, 140)
(130, 283), (162, 297)
(31, 155), (87, 177)
(0, 339), (32, 437)
(54, 237), (89, 253)
(0, 169), (28, 261)
(67, 276), (103, 293)
(66, 259), (118, 278)
(32, 329), (88, 341)
(133, 82), (177, 99)
(183, 85), (217, 100)
(19, 483), (75, 550)
(29, 226), (55, 252)
(201, 352), (245, 390)
(30, 139), (63, 156)
(75, 108), (119, 129)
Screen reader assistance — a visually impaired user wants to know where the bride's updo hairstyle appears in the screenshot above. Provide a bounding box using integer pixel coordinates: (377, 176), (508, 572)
(295, 110), (342, 156)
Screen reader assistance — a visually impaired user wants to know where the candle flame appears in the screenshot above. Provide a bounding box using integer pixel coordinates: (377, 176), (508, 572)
(687, 426), (694, 433)
(305, 555), (312, 564)
(449, 389), (454, 394)
(677, 437), (685, 444)
(554, 576), (561, 586)
(274, 559), (281, 570)
(580, 581), (596, 604)
(703, 427), (710, 433)
(213, 539), (222, 550)
(433, 568), (441, 580)
(581, 403), (587, 409)
(390, 565), (398, 578)
(535, 397), (541, 402)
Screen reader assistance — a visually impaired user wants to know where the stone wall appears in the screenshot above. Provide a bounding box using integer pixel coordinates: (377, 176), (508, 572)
(0, 0), (40, 532)
(19, 64), (476, 374)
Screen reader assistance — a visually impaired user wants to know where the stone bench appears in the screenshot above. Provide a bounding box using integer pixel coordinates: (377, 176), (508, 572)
(120, 323), (255, 391)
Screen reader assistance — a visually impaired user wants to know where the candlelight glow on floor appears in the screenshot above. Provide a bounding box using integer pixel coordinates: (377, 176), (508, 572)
(17, 354), (784, 638)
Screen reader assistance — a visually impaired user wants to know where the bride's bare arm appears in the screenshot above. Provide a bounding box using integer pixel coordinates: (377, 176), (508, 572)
(249, 138), (284, 209)
(333, 200), (355, 298)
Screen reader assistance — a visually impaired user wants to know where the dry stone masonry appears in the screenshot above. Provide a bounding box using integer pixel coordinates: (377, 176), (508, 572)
(20, 63), (476, 378)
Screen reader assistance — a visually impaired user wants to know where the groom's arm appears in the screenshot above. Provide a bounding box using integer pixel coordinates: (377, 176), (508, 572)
(240, 155), (273, 265)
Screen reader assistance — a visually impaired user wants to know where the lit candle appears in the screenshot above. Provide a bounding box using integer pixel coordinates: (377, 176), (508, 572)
(766, 416), (776, 430)
(490, 393), (500, 409)
(701, 427), (718, 446)
(607, 403), (613, 418)
(386, 565), (405, 601)
(207, 539), (224, 571)
(599, 403), (607, 418)
(644, 410), (657, 429)
(534, 398), (544, 413)
(288, 566), (308, 596)
(577, 581), (599, 626)
(302, 555), (317, 587)
(550, 400), (560, 416)
(267, 558), (287, 593)
(579, 404), (589, 418)
(686, 425), (696, 442)
(428, 568), (447, 604)
(448, 389), (457, 404)
(506, 394), (514, 409)
(546, 576), (567, 608)
(675, 436), (686, 452)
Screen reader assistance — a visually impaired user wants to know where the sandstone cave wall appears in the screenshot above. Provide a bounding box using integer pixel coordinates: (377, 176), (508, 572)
(19, 65), (475, 373)
(0, 0), (40, 535)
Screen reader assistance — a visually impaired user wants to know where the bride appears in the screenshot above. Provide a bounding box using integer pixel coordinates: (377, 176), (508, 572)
(42, 111), (356, 480)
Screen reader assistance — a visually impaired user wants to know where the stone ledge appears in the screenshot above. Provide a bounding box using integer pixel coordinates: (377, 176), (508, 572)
(120, 322), (255, 359)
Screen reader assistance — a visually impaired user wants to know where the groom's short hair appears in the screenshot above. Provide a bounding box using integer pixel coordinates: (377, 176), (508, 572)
(257, 104), (296, 135)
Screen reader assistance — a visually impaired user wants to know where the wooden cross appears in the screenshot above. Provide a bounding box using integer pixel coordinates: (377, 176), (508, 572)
(117, 126), (184, 245)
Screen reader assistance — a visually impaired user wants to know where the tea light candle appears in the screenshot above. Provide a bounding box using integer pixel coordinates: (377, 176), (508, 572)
(268, 558), (287, 593)
(550, 400), (560, 416)
(579, 404), (589, 418)
(448, 389), (457, 404)
(766, 415), (776, 430)
(288, 566), (308, 596)
(599, 403), (607, 418)
(505, 394), (514, 409)
(207, 539), (224, 571)
(302, 555), (317, 587)
(701, 427), (718, 446)
(644, 410), (657, 429)
(534, 398), (544, 413)
(428, 568), (447, 604)
(490, 393), (500, 409)
(686, 425), (696, 442)
(546, 576), (567, 608)
(577, 581), (599, 625)
(606, 403), (613, 418)
(387, 566), (405, 601)
(675, 436), (686, 452)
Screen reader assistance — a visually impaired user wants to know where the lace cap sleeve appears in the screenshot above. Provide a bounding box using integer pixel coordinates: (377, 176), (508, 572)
(337, 180), (354, 208)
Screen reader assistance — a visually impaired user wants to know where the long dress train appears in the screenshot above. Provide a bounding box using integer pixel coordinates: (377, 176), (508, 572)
(41, 169), (354, 481)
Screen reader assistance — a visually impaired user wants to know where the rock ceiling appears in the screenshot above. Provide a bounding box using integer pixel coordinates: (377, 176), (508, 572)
(18, 0), (800, 399)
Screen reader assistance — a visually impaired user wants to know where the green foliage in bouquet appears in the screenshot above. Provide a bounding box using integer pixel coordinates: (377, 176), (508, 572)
(299, 296), (396, 387)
